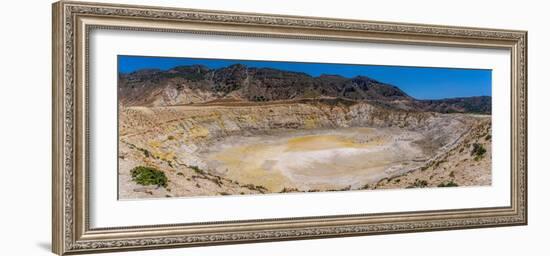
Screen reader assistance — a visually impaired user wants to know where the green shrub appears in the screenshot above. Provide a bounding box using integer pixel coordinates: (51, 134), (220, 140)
(130, 166), (168, 188)
(438, 181), (459, 187)
(189, 165), (206, 175)
(471, 143), (487, 161)
(140, 148), (150, 158)
(434, 160), (446, 168)
(280, 187), (299, 193)
(407, 179), (428, 188)
(241, 183), (268, 193)
(302, 88), (321, 99)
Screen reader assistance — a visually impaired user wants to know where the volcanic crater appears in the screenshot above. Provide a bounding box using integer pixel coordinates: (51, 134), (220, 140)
(118, 64), (492, 199)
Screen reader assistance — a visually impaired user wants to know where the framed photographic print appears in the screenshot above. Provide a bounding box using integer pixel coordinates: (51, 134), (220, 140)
(52, 1), (527, 255)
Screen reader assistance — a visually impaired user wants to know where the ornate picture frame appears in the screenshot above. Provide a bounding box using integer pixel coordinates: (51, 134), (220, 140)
(52, 1), (527, 255)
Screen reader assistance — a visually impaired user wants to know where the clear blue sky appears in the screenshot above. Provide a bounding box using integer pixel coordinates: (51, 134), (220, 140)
(119, 55), (491, 100)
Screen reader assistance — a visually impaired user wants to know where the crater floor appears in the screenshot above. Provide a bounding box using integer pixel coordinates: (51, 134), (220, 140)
(203, 127), (427, 192)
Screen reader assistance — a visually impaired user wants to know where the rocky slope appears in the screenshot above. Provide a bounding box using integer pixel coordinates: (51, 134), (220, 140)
(374, 116), (491, 189)
(118, 99), (490, 198)
(418, 96), (491, 114)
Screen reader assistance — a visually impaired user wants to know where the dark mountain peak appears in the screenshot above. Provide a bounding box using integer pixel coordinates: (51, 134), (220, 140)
(120, 68), (162, 83)
(249, 67), (311, 79)
(318, 74), (346, 79)
(344, 75), (410, 100)
(128, 68), (161, 76)
(211, 64), (250, 93)
(171, 64), (209, 74)
(226, 63), (247, 70)
(214, 63), (248, 78)
(351, 75), (381, 85)
(315, 74), (348, 86)
(214, 64), (248, 79)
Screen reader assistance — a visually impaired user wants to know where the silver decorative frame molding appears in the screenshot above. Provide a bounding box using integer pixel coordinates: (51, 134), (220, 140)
(52, 1), (527, 255)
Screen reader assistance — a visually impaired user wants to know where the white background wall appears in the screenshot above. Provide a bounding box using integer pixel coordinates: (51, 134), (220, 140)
(0, 0), (547, 255)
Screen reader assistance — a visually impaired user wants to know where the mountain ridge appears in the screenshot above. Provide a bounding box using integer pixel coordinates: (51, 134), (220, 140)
(118, 64), (491, 114)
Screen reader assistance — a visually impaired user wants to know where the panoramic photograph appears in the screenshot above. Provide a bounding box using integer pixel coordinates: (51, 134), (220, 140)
(117, 55), (492, 199)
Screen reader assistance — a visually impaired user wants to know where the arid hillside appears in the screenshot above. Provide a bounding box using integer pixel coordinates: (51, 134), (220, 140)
(119, 64), (491, 114)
